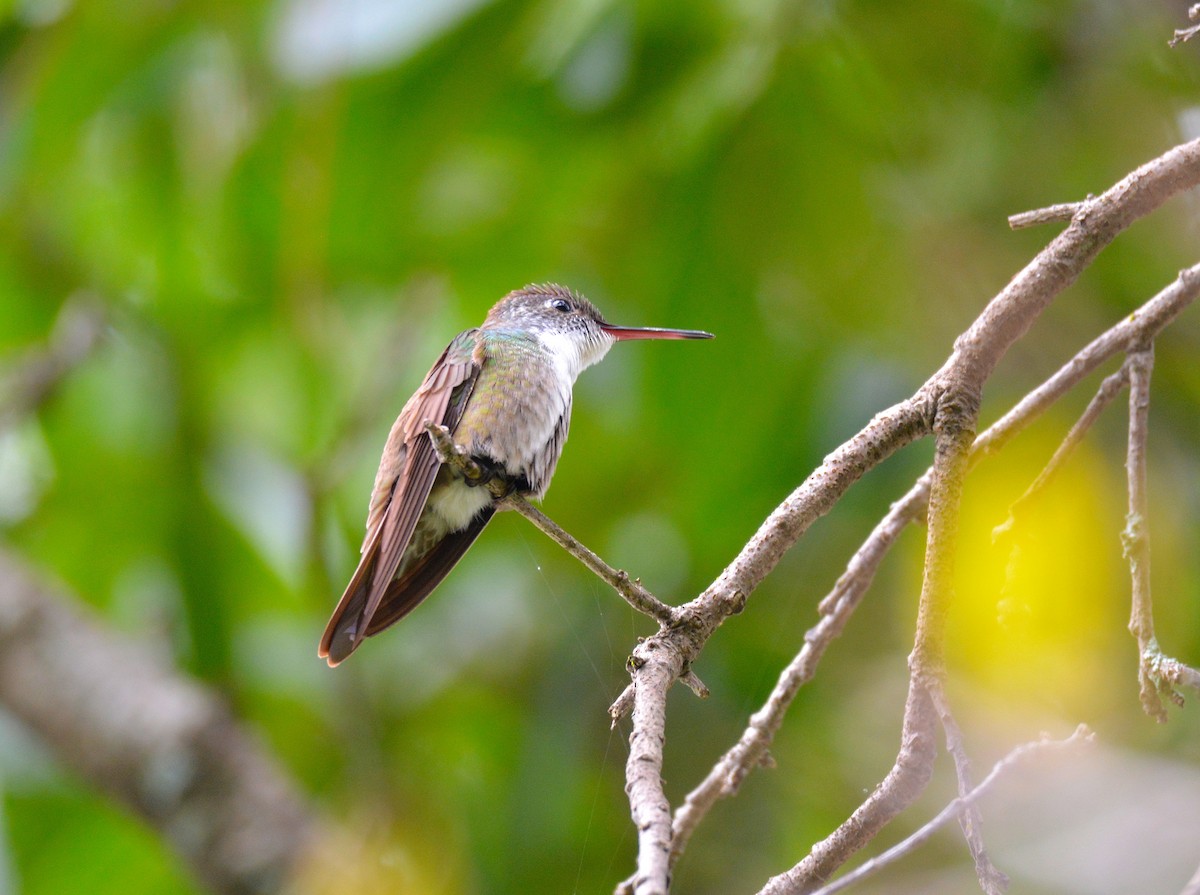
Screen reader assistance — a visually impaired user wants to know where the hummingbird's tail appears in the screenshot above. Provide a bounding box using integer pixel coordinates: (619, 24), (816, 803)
(364, 506), (494, 638)
(319, 535), (380, 666)
(319, 507), (495, 666)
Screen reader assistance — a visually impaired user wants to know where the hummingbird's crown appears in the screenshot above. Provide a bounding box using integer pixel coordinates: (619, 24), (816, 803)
(484, 284), (607, 329)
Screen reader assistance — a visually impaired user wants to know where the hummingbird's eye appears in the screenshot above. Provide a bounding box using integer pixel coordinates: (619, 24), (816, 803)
(547, 298), (572, 313)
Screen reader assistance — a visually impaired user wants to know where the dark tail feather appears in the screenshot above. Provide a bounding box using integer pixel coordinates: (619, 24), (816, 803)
(364, 507), (494, 637)
(319, 531), (381, 666)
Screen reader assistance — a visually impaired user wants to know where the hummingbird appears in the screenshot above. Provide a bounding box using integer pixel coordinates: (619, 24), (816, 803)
(319, 284), (713, 666)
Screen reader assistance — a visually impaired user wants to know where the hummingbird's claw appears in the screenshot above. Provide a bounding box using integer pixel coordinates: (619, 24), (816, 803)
(463, 455), (502, 488)
(462, 457), (530, 498)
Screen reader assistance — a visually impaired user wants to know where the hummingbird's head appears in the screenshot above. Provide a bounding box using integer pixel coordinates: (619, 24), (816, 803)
(485, 284), (714, 380)
(485, 284), (607, 335)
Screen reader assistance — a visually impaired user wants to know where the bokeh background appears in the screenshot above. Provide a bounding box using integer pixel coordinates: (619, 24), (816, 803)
(2, 1), (1200, 893)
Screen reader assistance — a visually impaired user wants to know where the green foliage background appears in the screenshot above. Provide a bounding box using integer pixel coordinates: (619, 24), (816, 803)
(2, 1), (1200, 892)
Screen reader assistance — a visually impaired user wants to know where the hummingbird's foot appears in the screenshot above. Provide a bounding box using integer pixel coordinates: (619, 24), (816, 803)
(463, 456), (529, 497)
(462, 455), (503, 488)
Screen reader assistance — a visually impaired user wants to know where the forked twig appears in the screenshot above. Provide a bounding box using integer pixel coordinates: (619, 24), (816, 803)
(993, 364), (1130, 546)
(699, 141), (1200, 891)
(661, 260), (1200, 888)
(1122, 347), (1200, 719)
(807, 727), (1094, 895)
(928, 681), (1009, 894)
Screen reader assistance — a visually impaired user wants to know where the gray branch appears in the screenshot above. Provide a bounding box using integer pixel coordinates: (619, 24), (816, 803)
(618, 139), (1200, 895)
(806, 726), (1093, 895)
(1122, 345), (1200, 718)
(0, 549), (322, 895)
(928, 681), (1009, 893)
(663, 260), (1200, 885)
(993, 364), (1130, 546)
(423, 421), (677, 624)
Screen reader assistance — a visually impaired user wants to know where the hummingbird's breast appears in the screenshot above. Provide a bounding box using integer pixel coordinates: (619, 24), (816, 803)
(453, 333), (575, 498)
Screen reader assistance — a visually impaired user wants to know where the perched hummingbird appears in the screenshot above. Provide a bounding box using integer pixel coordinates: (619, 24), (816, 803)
(319, 284), (712, 666)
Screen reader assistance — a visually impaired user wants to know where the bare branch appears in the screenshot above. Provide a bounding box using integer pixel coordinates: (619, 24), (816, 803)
(1123, 344), (1162, 717)
(0, 549), (321, 895)
(1007, 201), (1084, 230)
(758, 682), (940, 895)
(973, 264), (1200, 461)
(618, 639), (684, 895)
(423, 421), (677, 625)
(505, 497), (678, 625)
(664, 261), (1200, 877)
(1122, 346), (1200, 717)
(706, 143), (1200, 890)
(928, 681), (1008, 894)
(766, 396), (980, 894)
(806, 726), (1094, 895)
(993, 364), (1130, 546)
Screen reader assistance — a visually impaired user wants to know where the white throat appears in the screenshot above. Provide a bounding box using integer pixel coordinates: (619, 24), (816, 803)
(535, 329), (614, 384)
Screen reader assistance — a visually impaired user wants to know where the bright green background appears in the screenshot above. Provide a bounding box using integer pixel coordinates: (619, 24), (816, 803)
(2, 1), (1200, 893)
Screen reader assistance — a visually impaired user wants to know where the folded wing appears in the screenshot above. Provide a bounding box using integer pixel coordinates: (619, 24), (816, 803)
(319, 331), (483, 665)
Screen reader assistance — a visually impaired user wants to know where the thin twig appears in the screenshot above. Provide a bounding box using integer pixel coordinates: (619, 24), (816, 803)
(753, 141), (1200, 893)
(1122, 346), (1200, 717)
(993, 364), (1130, 545)
(973, 265), (1200, 461)
(1124, 344), (1166, 719)
(504, 497), (677, 625)
(423, 422), (678, 626)
(806, 726), (1094, 895)
(1007, 201), (1084, 230)
(928, 680), (1009, 894)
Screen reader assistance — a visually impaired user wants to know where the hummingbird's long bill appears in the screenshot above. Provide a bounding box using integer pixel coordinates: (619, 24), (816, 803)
(600, 325), (714, 341)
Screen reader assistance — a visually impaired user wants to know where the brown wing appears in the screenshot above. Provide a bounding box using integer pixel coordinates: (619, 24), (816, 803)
(363, 505), (495, 637)
(319, 330), (482, 666)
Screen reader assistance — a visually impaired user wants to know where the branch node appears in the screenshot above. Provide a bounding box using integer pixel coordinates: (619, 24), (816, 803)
(803, 726), (1093, 895)
(1007, 201), (1084, 230)
(680, 668), (710, 699)
(610, 684), (635, 725)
